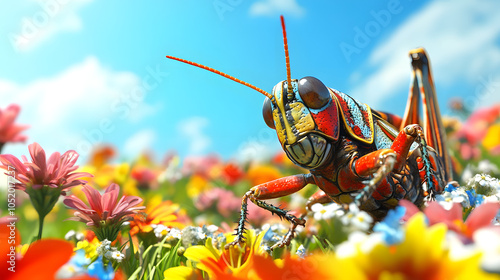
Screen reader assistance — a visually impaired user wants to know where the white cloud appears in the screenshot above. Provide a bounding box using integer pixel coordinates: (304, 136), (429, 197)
(177, 117), (211, 155)
(349, 0), (500, 110)
(8, 0), (93, 52)
(124, 129), (156, 158)
(249, 0), (305, 17)
(234, 140), (280, 164)
(0, 56), (155, 159)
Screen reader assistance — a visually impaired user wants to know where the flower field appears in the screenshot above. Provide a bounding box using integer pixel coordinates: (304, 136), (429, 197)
(1, 102), (500, 280)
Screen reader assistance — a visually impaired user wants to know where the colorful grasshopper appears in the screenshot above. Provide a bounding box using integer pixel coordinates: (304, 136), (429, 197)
(166, 16), (452, 250)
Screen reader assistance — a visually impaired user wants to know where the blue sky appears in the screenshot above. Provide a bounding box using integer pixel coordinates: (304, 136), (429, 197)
(1, 0), (499, 163)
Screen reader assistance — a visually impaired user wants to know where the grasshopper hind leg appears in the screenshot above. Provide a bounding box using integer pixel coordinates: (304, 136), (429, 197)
(402, 48), (452, 184)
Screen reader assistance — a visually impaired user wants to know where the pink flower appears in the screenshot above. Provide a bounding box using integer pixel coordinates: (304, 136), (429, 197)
(0, 104), (29, 146)
(0, 143), (91, 240)
(63, 183), (145, 241)
(182, 154), (221, 178)
(0, 142), (90, 193)
(400, 200), (500, 240)
(195, 187), (240, 217)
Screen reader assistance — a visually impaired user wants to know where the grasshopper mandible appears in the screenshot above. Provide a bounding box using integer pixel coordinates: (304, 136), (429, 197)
(166, 16), (452, 250)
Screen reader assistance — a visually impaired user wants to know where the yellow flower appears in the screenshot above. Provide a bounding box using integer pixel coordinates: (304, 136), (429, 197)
(164, 266), (203, 280)
(482, 123), (500, 151)
(165, 230), (265, 279)
(75, 238), (98, 259)
(345, 213), (498, 280)
(186, 174), (210, 198)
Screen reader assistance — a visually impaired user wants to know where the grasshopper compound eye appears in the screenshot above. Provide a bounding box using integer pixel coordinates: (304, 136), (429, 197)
(298, 76), (331, 109)
(262, 97), (276, 129)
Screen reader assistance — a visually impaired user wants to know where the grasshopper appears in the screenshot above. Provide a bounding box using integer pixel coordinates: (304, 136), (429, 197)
(166, 16), (451, 250)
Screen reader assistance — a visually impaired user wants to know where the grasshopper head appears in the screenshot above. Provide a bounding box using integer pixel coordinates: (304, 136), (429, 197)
(262, 76), (339, 169)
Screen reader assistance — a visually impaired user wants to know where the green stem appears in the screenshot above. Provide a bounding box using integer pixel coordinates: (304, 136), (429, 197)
(37, 214), (46, 241)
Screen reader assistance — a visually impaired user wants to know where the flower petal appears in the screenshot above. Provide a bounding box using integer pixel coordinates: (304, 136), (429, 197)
(11, 239), (73, 280)
(465, 202), (500, 233)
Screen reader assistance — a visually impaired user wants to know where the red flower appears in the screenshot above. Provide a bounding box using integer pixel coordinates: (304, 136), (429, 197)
(220, 162), (244, 186)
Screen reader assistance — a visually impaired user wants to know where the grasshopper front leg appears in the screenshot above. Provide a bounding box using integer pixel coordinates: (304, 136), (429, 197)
(226, 174), (315, 250)
(350, 124), (424, 207)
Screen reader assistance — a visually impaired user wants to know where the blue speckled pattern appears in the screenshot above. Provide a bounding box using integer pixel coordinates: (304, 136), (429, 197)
(374, 122), (393, 150)
(332, 89), (374, 144)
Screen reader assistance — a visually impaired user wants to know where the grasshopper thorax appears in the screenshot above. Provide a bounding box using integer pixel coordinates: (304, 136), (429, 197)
(263, 76), (340, 170)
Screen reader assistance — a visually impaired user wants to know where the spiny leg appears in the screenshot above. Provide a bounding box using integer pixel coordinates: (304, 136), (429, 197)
(251, 198), (305, 250)
(225, 189), (306, 250)
(225, 174), (314, 249)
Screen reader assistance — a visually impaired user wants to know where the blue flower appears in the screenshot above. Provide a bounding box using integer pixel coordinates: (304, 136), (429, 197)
(444, 183), (458, 193)
(475, 194), (485, 206)
(465, 189), (477, 207)
(88, 256), (115, 280)
(373, 206), (406, 245)
(71, 249), (90, 267)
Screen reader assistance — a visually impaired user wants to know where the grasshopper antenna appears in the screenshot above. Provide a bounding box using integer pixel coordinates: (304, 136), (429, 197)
(280, 15), (293, 97)
(166, 55), (273, 100)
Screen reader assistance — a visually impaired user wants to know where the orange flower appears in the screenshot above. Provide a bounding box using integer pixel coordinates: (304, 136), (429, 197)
(246, 165), (282, 186)
(88, 145), (116, 168)
(129, 197), (186, 236)
(251, 254), (364, 280)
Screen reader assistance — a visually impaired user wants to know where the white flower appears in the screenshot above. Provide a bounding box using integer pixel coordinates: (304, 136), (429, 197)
(340, 203), (373, 231)
(65, 230), (76, 241)
(468, 174), (500, 196)
(153, 224), (170, 239)
(461, 165), (474, 182)
(96, 239), (112, 256)
(97, 239), (124, 263)
(75, 232), (85, 241)
(206, 225), (219, 233)
(110, 251), (125, 262)
(335, 231), (369, 258)
(296, 244), (306, 258)
(167, 228), (182, 242)
(435, 188), (470, 209)
(311, 203), (343, 220)
(104, 249), (124, 262)
(351, 211), (374, 231)
(478, 160), (500, 174)
(473, 228), (500, 273)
